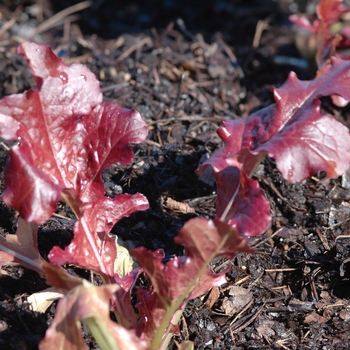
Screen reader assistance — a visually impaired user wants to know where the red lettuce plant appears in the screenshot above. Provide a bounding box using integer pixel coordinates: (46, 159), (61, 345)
(290, 0), (350, 66)
(198, 56), (350, 223)
(0, 43), (257, 350)
(0, 41), (350, 350)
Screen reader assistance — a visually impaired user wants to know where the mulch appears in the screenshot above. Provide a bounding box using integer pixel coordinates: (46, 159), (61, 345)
(1, 0), (350, 349)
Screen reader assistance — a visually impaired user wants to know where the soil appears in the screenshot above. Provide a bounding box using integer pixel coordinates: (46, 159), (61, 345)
(1, 0), (350, 349)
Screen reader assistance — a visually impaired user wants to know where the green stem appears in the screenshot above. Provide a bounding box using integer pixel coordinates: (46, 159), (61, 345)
(150, 232), (230, 349)
(159, 307), (186, 350)
(84, 316), (120, 350)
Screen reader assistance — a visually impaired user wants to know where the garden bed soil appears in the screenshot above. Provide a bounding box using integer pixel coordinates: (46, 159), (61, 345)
(1, 0), (350, 349)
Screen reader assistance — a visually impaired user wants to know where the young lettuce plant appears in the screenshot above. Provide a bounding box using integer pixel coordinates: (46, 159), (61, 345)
(0, 41), (350, 350)
(0, 41), (150, 349)
(198, 56), (350, 234)
(0, 42), (264, 350)
(290, 0), (350, 67)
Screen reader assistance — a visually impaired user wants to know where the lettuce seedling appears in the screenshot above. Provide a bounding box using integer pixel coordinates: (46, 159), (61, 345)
(290, 0), (350, 66)
(1, 41), (350, 350)
(0, 42), (150, 282)
(198, 56), (350, 243)
(0, 43), (256, 350)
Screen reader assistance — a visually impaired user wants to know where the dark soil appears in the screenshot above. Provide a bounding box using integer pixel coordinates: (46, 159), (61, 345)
(1, 0), (350, 349)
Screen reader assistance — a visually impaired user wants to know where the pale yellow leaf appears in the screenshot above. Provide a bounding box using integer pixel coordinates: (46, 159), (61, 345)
(27, 287), (63, 313)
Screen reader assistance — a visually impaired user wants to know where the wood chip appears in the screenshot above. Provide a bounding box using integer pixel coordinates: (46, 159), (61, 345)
(221, 286), (253, 316)
(304, 312), (329, 324)
(205, 287), (220, 309)
(163, 197), (195, 214)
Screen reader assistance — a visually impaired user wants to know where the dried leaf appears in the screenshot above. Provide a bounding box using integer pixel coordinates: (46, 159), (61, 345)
(205, 287), (220, 309)
(304, 311), (329, 324)
(221, 286), (252, 315)
(164, 197), (195, 214)
(27, 287), (63, 313)
(255, 319), (276, 339)
(0, 218), (44, 276)
(114, 237), (138, 278)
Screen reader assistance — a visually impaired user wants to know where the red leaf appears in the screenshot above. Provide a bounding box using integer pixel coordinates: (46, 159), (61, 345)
(131, 218), (253, 341)
(114, 269), (143, 330)
(289, 15), (317, 33)
(41, 261), (83, 292)
(316, 0), (348, 22)
(0, 42), (148, 223)
(258, 63), (350, 182)
(290, 0), (350, 65)
(215, 167), (271, 236)
(200, 57), (350, 184)
(48, 193), (149, 281)
(175, 218), (254, 270)
(135, 286), (180, 340)
(39, 282), (147, 350)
